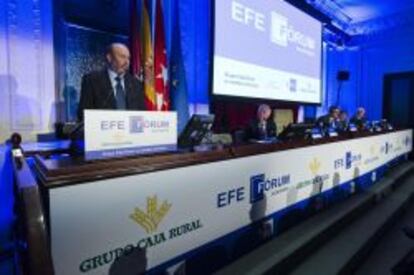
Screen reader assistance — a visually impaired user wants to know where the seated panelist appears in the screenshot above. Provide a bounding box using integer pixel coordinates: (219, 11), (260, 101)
(337, 110), (349, 132)
(245, 104), (277, 141)
(316, 105), (340, 129)
(350, 107), (367, 129)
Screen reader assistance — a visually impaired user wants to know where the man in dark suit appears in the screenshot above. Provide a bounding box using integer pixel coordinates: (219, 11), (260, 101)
(245, 104), (277, 141)
(337, 110), (349, 132)
(316, 105), (340, 129)
(350, 107), (367, 129)
(77, 43), (146, 121)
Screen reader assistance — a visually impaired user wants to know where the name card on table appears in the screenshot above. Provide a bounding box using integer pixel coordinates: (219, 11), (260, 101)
(84, 110), (177, 160)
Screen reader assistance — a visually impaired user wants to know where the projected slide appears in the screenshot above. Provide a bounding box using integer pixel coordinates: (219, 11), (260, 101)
(213, 0), (322, 103)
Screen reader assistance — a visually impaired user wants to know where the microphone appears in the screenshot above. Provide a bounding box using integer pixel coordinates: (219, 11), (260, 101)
(68, 121), (84, 139)
(10, 133), (24, 169)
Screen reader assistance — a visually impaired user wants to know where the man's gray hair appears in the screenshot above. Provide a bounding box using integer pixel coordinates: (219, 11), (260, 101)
(257, 104), (271, 114)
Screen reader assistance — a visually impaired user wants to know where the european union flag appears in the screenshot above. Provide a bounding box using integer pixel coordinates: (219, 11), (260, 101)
(169, 1), (189, 134)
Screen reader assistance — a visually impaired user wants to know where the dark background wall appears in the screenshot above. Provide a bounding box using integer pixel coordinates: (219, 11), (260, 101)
(55, 0), (130, 121)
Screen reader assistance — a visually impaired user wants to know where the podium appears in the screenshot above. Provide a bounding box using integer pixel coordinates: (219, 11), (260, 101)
(11, 129), (412, 274)
(82, 110), (177, 160)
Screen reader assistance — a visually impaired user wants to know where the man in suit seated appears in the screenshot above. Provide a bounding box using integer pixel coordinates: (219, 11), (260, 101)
(316, 105), (341, 129)
(350, 107), (367, 129)
(77, 42), (146, 121)
(337, 110), (349, 132)
(245, 104), (277, 141)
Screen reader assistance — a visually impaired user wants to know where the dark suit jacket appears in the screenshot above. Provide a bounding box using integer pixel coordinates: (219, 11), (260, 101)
(349, 116), (367, 128)
(245, 119), (277, 140)
(77, 70), (145, 121)
(337, 120), (348, 131)
(316, 114), (333, 127)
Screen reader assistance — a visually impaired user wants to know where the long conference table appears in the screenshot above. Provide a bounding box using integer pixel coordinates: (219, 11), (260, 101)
(12, 129), (412, 275)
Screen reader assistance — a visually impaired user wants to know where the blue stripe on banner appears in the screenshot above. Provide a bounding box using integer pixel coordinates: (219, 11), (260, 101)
(146, 155), (407, 274)
(85, 144), (177, 160)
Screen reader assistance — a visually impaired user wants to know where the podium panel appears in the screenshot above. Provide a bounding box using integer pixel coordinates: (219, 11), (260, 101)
(33, 130), (412, 274)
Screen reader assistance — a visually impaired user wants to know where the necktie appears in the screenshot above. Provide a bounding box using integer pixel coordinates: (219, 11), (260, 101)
(259, 121), (267, 139)
(115, 76), (126, 109)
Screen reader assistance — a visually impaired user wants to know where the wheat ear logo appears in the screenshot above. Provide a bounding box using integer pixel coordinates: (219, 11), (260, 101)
(130, 195), (172, 234)
(309, 158), (321, 176)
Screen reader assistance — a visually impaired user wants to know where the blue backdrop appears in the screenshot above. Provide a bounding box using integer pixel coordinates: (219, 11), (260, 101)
(59, 0), (212, 127)
(2, 0), (414, 262)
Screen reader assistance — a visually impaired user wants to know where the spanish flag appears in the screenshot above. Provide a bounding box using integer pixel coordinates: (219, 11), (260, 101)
(141, 0), (156, 110)
(154, 0), (169, 111)
(129, 0), (142, 81)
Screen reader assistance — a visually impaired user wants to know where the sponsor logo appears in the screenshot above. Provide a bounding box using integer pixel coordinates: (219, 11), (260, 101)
(78, 219), (202, 273)
(309, 158), (321, 176)
(334, 152), (362, 170)
(270, 12), (315, 50)
(129, 116), (144, 133)
(79, 195), (202, 273)
(129, 116), (170, 134)
(217, 187), (245, 208)
(364, 145), (379, 165)
(296, 158), (329, 191)
(394, 143), (403, 153)
(394, 135), (411, 153)
(130, 195), (171, 234)
(404, 136), (411, 147)
(380, 142), (392, 154)
(99, 116), (171, 140)
(111, 131), (126, 143)
(231, 1), (266, 32)
(250, 173), (290, 203)
(101, 120), (125, 131)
